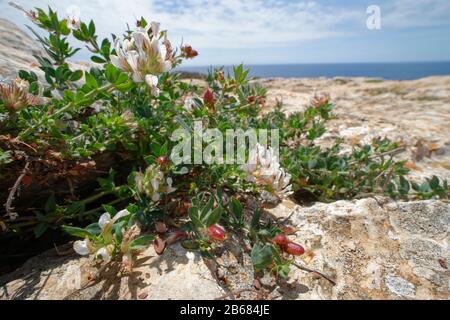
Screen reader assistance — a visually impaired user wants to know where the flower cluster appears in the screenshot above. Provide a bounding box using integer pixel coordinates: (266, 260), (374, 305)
(241, 143), (293, 203)
(73, 209), (131, 262)
(135, 164), (176, 201)
(110, 22), (173, 95)
(0, 79), (42, 112)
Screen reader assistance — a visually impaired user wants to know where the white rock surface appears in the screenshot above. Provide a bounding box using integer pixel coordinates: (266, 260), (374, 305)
(1, 198), (448, 300)
(266, 198), (449, 300)
(0, 18), (43, 81)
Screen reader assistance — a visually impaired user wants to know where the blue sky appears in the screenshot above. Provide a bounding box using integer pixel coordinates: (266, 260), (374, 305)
(1, 0), (450, 65)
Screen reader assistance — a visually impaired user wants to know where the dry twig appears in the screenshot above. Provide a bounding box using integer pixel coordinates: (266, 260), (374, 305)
(293, 262), (336, 286)
(4, 160), (30, 220)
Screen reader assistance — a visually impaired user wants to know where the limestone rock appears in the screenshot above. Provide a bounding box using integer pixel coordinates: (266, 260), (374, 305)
(266, 198), (449, 300)
(259, 76), (450, 182)
(0, 18), (43, 81)
(0, 243), (225, 300)
(1, 198), (448, 300)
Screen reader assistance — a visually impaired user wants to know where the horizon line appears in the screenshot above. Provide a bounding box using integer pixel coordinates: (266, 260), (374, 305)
(178, 60), (450, 68)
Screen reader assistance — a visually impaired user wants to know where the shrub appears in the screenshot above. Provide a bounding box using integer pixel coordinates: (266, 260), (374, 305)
(0, 4), (448, 278)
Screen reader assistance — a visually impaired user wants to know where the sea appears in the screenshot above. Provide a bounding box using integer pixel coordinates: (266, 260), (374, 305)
(177, 61), (450, 81)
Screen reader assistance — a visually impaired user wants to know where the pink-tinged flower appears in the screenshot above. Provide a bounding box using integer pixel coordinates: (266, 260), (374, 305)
(207, 225), (226, 241)
(110, 21), (173, 94)
(0, 79), (42, 112)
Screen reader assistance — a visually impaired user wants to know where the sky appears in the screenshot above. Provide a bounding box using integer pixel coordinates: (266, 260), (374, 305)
(1, 0), (449, 66)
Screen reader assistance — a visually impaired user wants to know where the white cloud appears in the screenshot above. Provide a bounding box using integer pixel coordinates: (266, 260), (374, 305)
(383, 0), (450, 28)
(2, 0), (360, 49)
(1, 0), (449, 65)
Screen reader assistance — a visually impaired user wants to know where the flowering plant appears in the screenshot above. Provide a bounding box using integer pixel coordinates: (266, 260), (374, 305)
(0, 4), (448, 283)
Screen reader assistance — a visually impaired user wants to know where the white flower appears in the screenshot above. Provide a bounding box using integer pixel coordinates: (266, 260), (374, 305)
(98, 212), (111, 230)
(183, 98), (195, 112)
(73, 239), (92, 255)
(98, 209), (131, 231)
(110, 39), (139, 78)
(95, 247), (112, 262)
(166, 177), (177, 193)
(111, 22), (173, 91)
(241, 143), (293, 202)
(145, 74), (160, 96)
(67, 16), (80, 30)
(135, 165), (176, 202)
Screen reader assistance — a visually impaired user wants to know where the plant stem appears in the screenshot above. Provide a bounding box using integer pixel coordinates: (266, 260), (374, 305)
(19, 84), (115, 138)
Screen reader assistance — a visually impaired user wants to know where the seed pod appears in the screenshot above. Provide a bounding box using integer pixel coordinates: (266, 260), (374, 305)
(283, 242), (305, 256)
(208, 225), (226, 241)
(271, 234), (289, 245)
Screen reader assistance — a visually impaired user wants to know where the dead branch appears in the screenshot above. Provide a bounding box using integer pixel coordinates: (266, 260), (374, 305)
(4, 160), (30, 220)
(293, 262), (336, 286)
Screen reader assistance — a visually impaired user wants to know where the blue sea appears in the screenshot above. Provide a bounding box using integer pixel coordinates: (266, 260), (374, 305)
(177, 62), (450, 80)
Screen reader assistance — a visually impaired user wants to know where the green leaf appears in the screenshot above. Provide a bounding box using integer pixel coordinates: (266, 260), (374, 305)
(188, 206), (203, 229)
(399, 176), (410, 195)
(66, 202), (85, 216)
(91, 56), (106, 64)
(85, 72), (98, 89)
(129, 235), (156, 250)
(105, 63), (117, 82)
(200, 196), (215, 222)
(88, 20), (96, 36)
(429, 176), (440, 190)
(62, 226), (94, 239)
(45, 195), (56, 213)
(250, 208), (261, 231)
(181, 240), (200, 250)
(205, 207), (223, 227)
(251, 242), (273, 270)
(229, 197), (243, 223)
(34, 223), (48, 238)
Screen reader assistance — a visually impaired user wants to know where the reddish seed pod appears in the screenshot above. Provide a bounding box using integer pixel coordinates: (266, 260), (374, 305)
(271, 234), (289, 245)
(283, 242), (305, 256)
(208, 225), (226, 241)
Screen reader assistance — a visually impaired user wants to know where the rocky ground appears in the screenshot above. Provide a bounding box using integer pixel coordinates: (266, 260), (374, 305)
(0, 19), (449, 300)
(259, 76), (450, 182)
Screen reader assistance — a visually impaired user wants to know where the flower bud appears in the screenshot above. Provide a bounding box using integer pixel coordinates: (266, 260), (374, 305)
(203, 88), (215, 108)
(156, 155), (169, 168)
(181, 45), (199, 59)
